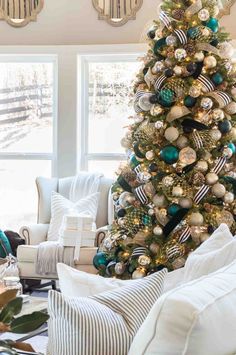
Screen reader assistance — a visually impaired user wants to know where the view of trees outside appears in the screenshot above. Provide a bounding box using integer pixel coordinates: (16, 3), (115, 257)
(88, 61), (140, 177)
(0, 62), (53, 231)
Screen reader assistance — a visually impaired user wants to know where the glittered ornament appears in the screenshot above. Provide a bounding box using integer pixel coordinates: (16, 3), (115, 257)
(150, 104), (163, 116)
(139, 94), (153, 111)
(179, 147), (197, 165)
(224, 192), (234, 204)
(167, 203), (181, 216)
(172, 186), (184, 197)
(160, 145), (179, 164)
(225, 102), (236, 115)
(187, 27), (199, 39)
(162, 176), (174, 187)
(194, 51), (205, 62)
(211, 72), (223, 86)
(93, 252), (108, 269)
(176, 135), (189, 149)
(153, 194), (166, 207)
(218, 120), (232, 134)
(201, 97), (213, 110)
(132, 268), (146, 279)
(195, 160), (208, 172)
(138, 255), (151, 266)
(184, 42), (196, 56)
(198, 8), (210, 21)
(158, 89), (175, 107)
(175, 48), (187, 61)
(210, 128), (222, 142)
(212, 183), (226, 198)
(152, 61), (165, 74)
(189, 212), (204, 226)
(115, 262), (126, 275)
(189, 85), (201, 98)
(153, 226), (163, 236)
(212, 108), (224, 121)
(218, 41), (235, 59)
(164, 127), (179, 142)
(146, 150), (155, 160)
(184, 95), (197, 108)
(203, 55), (217, 69)
(166, 35), (177, 46)
(205, 18), (218, 33)
(173, 65), (183, 76)
(191, 172), (205, 186)
(205, 172), (219, 185)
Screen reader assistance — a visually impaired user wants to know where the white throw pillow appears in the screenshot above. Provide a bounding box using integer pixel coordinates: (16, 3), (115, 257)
(129, 260), (236, 355)
(47, 191), (100, 241)
(48, 268), (167, 355)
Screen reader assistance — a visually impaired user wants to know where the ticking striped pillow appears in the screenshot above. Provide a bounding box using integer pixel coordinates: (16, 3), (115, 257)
(47, 268), (167, 355)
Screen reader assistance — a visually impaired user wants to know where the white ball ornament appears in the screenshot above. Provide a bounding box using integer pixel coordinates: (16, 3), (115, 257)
(224, 102), (236, 115)
(152, 61), (165, 74)
(173, 66), (182, 76)
(204, 55), (217, 69)
(153, 226), (163, 236)
(205, 172), (219, 185)
(146, 150), (155, 160)
(218, 42), (235, 59)
(166, 35), (177, 46)
(139, 94), (153, 111)
(176, 135), (189, 149)
(201, 97), (213, 110)
(195, 160), (208, 172)
(153, 194), (166, 207)
(211, 183), (226, 198)
(194, 51), (205, 62)
(175, 48), (187, 61)
(189, 212), (204, 226)
(224, 192), (234, 204)
(179, 197), (193, 209)
(172, 186), (184, 197)
(198, 8), (210, 21)
(210, 128), (222, 142)
(212, 108), (225, 120)
(164, 127), (179, 142)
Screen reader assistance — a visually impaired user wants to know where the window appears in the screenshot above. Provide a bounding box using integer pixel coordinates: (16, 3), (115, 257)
(0, 56), (57, 230)
(78, 52), (142, 178)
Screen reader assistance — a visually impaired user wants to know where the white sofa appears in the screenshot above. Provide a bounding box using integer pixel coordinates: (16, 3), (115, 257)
(17, 175), (113, 280)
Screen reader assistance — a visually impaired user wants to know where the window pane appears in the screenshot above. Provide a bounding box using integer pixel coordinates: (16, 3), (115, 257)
(88, 160), (125, 179)
(0, 160), (51, 231)
(88, 61), (140, 154)
(0, 62), (54, 153)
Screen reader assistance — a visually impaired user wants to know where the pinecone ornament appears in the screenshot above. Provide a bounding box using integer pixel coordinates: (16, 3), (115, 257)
(184, 42), (196, 56)
(172, 8), (185, 20)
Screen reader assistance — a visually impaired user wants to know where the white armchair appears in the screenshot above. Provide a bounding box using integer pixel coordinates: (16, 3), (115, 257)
(17, 174), (113, 281)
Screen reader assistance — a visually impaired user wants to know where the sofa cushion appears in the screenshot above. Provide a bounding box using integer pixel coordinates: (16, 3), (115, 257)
(48, 268), (167, 355)
(17, 245), (97, 265)
(129, 260), (236, 355)
(48, 191), (100, 241)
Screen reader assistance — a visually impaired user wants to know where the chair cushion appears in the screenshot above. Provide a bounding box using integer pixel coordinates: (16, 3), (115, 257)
(47, 191), (100, 241)
(129, 260), (236, 355)
(47, 269), (167, 355)
(17, 245), (97, 265)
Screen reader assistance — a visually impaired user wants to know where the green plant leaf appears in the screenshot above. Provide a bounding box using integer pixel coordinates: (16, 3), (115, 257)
(10, 312), (49, 334)
(0, 298), (23, 324)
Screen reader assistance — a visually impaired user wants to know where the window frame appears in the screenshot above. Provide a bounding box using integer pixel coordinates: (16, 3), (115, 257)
(77, 44), (145, 172)
(0, 54), (58, 176)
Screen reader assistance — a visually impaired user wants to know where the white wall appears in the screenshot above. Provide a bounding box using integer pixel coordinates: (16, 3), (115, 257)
(0, 0), (235, 46)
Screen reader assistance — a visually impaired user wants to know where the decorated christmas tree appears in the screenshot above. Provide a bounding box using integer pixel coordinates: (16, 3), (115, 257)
(94, 0), (236, 279)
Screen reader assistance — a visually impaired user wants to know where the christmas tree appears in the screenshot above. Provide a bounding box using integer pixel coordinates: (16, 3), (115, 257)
(94, 0), (236, 279)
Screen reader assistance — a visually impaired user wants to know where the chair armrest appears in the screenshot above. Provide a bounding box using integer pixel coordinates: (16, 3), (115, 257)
(19, 224), (49, 245)
(95, 226), (109, 247)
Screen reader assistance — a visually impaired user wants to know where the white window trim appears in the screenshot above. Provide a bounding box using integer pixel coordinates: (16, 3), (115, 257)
(0, 54), (58, 176)
(77, 44), (146, 171)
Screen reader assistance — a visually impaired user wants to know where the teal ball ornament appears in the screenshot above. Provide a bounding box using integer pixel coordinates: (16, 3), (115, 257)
(167, 203), (181, 216)
(211, 72), (223, 86)
(154, 38), (166, 55)
(184, 95), (197, 108)
(205, 18), (218, 33)
(228, 142), (236, 154)
(130, 154), (140, 169)
(187, 27), (198, 39)
(218, 120), (232, 134)
(142, 214), (152, 226)
(158, 89), (175, 107)
(93, 252), (109, 269)
(160, 145), (179, 164)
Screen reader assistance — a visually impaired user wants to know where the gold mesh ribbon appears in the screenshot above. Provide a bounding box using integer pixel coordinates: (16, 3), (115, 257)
(196, 43), (220, 57)
(167, 105), (191, 122)
(185, 0), (202, 17)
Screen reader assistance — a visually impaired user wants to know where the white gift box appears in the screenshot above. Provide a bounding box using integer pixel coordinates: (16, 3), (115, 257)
(64, 214), (94, 231)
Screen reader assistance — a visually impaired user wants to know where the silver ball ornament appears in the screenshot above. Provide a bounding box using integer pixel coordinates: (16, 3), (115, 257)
(119, 192), (135, 207)
(189, 212), (204, 226)
(175, 48), (187, 61)
(218, 42), (235, 59)
(198, 8), (210, 21)
(166, 35), (177, 46)
(205, 172), (219, 185)
(203, 55), (217, 69)
(211, 183), (226, 198)
(153, 226), (163, 236)
(139, 94), (153, 111)
(201, 97), (213, 110)
(115, 262), (126, 275)
(224, 192), (234, 204)
(155, 120), (164, 129)
(152, 61), (165, 74)
(164, 127), (179, 142)
(210, 129), (222, 142)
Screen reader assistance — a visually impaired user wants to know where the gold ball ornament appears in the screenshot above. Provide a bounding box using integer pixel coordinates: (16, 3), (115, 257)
(164, 127), (179, 142)
(210, 128), (222, 142)
(173, 65), (183, 76)
(138, 255), (151, 266)
(224, 192), (234, 204)
(189, 212), (204, 226)
(195, 160), (208, 173)
(189, 85), (201, 98)
(224, 102), (236, 115)
(203, 55), (217, 69)
(212, 108), (224, 121)
(153, 194), (167, 207)
(176, 135), (189, 149)
(205, 172), (219, 185)
(172, 186), (184, 197)
(179, 147), (197, 165)
(211, 183), (226, 198)
(132, 268), (146, 279)
(194, 51), (205, 62)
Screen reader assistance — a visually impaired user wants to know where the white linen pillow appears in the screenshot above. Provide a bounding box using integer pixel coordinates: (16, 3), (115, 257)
(129, 260), (236, 355)
(47, 191), (100, 241)
(48, 268), (167, 355)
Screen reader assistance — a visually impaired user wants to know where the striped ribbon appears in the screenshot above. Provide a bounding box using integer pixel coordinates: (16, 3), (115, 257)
(208, 91), (232, 108)
(159, 11), (171, 28)
(166, 245), (182, 260)
(154, 74), (166, 91)
(174, 30), (188, 45)
(134, 90), (149, 102)
(212, 156), (227, 174)
(194, 184), (210, 204)
(192, 130), (203, 149)
(134, 165), (142, 174)
(134, 101), (143, 113)
(135, 185), (149, 204)
(179, 226), (192, 243)
(131, 247), (148, 258)
(197, 75), (215, 92)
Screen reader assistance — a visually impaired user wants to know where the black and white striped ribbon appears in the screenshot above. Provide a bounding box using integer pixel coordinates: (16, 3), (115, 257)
(212, 156), (227, 174)
(131, 247), (148, 258)
(134, 165), (142, 174)
(135, 185), (149, 204)
(174, 29), (188, 44)
(166, 245), (182, 260)
(179, 226), (192, 243)
(194, 184), (210, 204)
(216, 91), (231, 106)
(154, 74), (166, 91)
(197, 75), (215, 92)
(192, 130), (203, 149)
(134, 101), (143, 113)
(159, 11), (171, 27)
(134, 90), (148, 102)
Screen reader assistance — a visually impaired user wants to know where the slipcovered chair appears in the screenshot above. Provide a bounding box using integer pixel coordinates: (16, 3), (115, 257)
(17, 174), (113, 282)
